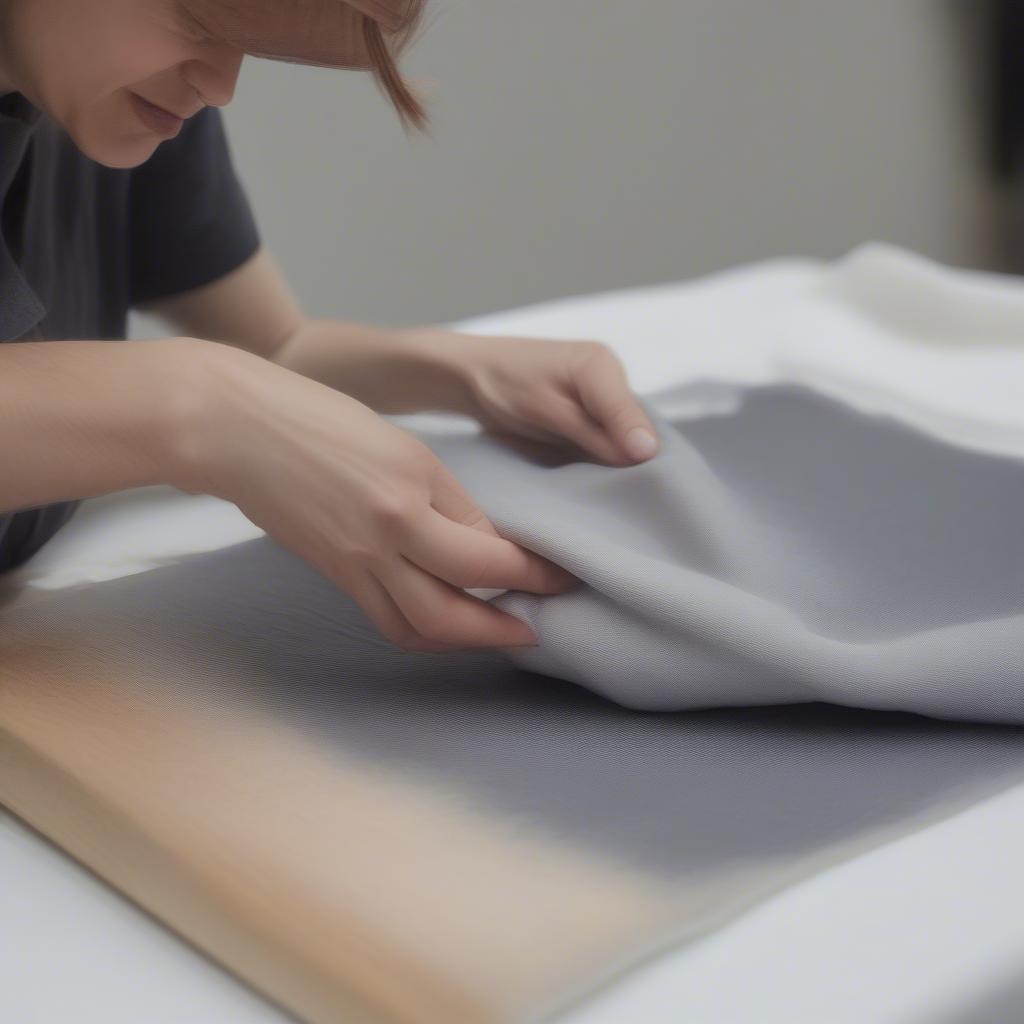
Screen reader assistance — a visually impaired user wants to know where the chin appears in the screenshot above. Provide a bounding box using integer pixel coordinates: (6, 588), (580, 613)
(59, 98), (164, 169)
(67, 120), (163, 170)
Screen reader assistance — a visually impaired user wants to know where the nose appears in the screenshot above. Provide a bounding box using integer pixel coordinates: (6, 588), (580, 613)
(184, 45), (244, 108)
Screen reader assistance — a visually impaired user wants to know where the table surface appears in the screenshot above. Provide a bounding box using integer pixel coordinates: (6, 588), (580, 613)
(6, 252), (1024, 1023)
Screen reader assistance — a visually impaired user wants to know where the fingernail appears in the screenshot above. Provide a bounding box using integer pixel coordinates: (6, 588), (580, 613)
(625, 427), (658, 461)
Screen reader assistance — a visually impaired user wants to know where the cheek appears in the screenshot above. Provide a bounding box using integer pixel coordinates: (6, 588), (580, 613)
(44, 11), (191, 121)
(13, 1), (190, 168)
(54, 43), (192, 168)
(76, 43), (187, 106)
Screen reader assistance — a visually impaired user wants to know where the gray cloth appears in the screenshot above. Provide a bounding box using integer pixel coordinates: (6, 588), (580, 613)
(422, 381), (1024, 725)
(4, 401), (1024, 1021)
(4, 516), (1024, 1023)
(7, 535), (1024, 877)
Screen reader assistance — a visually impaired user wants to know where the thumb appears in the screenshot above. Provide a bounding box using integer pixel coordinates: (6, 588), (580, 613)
(575, 351), (660, 463)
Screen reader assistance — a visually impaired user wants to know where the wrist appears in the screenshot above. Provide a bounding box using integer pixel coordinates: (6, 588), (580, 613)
(156, 336), (265, 499)
(278, 318), (479, 415)
(391, 326), (479, 415)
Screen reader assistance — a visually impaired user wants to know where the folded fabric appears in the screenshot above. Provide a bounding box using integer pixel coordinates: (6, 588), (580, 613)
(422, 381), (1024, 724)
(10, 242), (1024, 596)
(440, 242), (1024, 461)
(5, 531), (1024, 1024)
(5, 243), (1024, 1022)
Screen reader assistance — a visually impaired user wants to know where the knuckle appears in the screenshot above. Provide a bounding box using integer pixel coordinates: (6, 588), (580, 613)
(454, 506), (489, 532)
(402, 439), (439, 475)
(452, 552), (494, 590)
(576, 338), (611, 359)
(372, 489), (418, 530)
(608, 403), (637, 429)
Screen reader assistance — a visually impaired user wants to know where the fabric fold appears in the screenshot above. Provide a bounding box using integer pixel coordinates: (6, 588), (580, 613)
(422, 382), (1024, 723)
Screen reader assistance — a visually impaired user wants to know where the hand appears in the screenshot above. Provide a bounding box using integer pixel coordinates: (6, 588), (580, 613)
(267, 319), (660, 466)
(418, 330), (661, 466)
(174, 342), (577, 653)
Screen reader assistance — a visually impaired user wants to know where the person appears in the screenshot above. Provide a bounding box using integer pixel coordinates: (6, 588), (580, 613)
(0, 0), (661, 653)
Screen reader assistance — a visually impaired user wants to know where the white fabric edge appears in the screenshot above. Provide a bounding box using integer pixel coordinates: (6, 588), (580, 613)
(5, 243), (1024, 1022)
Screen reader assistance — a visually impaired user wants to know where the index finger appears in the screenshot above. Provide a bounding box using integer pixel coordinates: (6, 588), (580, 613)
(426, 446), (577, 591)
(404, 507), (577, 594)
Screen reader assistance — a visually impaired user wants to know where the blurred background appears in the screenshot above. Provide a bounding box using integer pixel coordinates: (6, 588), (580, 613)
(135, 0), (1004, 334)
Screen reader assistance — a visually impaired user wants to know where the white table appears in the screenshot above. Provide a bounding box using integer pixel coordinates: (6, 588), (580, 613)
(6, 247), (1024, 1023)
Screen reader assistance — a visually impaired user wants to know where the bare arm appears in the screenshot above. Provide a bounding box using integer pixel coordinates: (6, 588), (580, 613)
(0, 333), (565, 649)
(138, 245), (660, 464)
(0, 337), (207, 514)
(136, 246), (470, 414)
(135, 247), (306, 358)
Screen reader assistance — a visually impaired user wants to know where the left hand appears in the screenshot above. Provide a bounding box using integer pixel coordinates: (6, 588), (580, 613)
(428, 331), (661, 467)
(148, 247), (659, 468)
(269, 317), (661, 467)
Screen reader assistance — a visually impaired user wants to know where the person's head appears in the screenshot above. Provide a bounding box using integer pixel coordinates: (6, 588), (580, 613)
(0, 0), (426, 169)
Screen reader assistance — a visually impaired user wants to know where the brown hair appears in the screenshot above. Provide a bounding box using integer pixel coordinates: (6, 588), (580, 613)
(175, 0), (429, 132)
(361, 14), (427, 132)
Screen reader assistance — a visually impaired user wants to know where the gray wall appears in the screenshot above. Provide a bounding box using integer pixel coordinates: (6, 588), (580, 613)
(139, 0), (996, 334)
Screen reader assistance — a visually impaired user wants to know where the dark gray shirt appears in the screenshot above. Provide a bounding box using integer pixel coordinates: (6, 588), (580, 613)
(0, 91), (260, 572)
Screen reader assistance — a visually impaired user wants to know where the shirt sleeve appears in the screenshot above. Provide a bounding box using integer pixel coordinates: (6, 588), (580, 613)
(128, 106), (261, 306)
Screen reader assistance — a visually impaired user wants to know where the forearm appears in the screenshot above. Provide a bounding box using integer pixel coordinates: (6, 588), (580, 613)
(141, 248), (476, 416)
(269, 318), (475, 415)
(0, 338), (210, 513)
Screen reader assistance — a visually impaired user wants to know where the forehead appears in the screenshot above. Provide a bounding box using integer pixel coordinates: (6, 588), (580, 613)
(176, 0), (420, 68)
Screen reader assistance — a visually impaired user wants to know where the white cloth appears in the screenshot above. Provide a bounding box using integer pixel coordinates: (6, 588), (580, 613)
(5, 243), (1024, 1024)
(425, 379), (1024, 721)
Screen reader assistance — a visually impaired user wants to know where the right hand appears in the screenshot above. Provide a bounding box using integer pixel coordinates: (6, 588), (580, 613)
(173, 342), (577, 652)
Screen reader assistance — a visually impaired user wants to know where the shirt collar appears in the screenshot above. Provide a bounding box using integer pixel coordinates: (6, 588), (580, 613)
(0, 91), (46, 341)
(0, 90), (41, 126)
